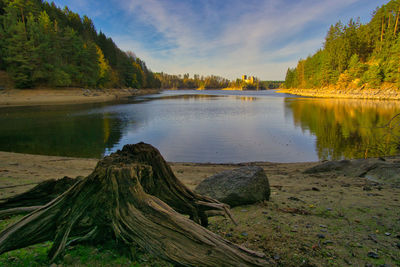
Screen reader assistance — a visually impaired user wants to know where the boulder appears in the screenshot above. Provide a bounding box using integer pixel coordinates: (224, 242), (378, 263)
(303, 158), (400, 187)
(195, 166), (270, 207)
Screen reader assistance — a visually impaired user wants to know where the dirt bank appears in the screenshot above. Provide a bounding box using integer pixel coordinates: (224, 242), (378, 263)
(0, 151), (399, 266)
(277, 87), (400, 100)
(0, 88), (160, 107)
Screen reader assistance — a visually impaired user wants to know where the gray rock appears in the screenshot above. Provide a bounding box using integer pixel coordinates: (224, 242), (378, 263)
(304, 160), (351, 173)
(367, 251), (379, 259)
(195, 166), (270, 207)
(304, 158), (400, 187)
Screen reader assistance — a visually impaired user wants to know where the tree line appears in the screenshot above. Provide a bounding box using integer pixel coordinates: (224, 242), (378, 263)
(156, 73), (283, 90)
(284, 0), (400, 89)
(0, 0), (160, 89)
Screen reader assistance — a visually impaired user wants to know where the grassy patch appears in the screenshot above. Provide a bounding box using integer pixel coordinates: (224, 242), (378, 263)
(0, 216), (172, 267)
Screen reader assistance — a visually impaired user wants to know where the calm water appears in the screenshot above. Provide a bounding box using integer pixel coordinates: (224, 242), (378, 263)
(0, 90), (399, 163)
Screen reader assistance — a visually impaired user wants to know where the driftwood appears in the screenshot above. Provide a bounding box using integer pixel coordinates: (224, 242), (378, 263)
(0, 176), (78, 219)
(0, 143), (268, 266)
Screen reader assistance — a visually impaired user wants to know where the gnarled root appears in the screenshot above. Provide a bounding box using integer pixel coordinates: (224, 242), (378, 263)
(0, 143), (269, 266)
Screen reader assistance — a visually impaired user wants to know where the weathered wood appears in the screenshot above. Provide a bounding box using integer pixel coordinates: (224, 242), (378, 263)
(0, 176), (78, 210)
(0, 143), (269, 266)
(0, 206), (42, 219)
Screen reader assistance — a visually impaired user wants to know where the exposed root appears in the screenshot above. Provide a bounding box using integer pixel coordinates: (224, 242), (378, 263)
(0, 143), (269, 266)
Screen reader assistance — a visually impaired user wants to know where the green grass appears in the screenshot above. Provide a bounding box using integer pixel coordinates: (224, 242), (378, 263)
(0, 216), (172, 267)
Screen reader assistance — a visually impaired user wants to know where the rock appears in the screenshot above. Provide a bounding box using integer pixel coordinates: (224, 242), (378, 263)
(367, 251), (379, 259)
(317, 234), (325, 239)
(63, 254), (74, 264)
(304, 158), (400, 187)
(304, 160), (351, 173)
(195, 166), (270, 207)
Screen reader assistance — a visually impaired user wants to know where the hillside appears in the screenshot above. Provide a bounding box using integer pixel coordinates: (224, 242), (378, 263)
(0, 0), (160, 89)
(284, 0), (400, 92)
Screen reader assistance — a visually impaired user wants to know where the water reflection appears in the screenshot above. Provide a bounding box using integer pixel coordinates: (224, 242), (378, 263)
(236, 96), (257, 102)
(1, 90), (399, 162)
(0, 104), (125, 158)
(285, 98), (400, 160)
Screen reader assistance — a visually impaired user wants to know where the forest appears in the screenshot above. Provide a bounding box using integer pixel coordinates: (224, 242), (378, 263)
(156, 72), (282, 90)
(284, 0), (400, 90)
(0, 0), (160, 89)
(0, 0), (281, 90)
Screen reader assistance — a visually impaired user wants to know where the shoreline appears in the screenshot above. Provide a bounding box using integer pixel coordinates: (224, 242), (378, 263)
(0, 88), (161, 108)
(0, 151), (399, 266)
(277, 87), (400, 100)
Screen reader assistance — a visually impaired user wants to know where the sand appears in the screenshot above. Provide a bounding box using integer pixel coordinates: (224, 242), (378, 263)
(0, 88), (160, 107)
(0, 151), (399, 266)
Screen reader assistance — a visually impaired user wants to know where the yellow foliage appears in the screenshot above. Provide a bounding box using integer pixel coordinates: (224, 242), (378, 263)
(96, 45), (110, 80)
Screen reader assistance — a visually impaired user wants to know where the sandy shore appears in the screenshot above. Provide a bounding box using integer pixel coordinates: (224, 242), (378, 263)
(0, 88), (160, 107)
(0, 151), (399, 266)
(277, 87), (400, 100)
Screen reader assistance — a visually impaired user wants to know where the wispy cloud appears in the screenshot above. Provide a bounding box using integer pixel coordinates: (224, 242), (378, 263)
(51, 0), (383, 79)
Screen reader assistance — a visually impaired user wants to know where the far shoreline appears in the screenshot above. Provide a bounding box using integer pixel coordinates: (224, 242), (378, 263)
(0, 88), (161, 108)
(276, 87), (400, 100)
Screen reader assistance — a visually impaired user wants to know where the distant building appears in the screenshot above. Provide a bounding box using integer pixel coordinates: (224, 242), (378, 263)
(242, 75), (255, 84)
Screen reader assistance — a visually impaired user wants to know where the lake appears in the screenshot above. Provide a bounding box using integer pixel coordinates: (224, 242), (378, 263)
(0, 90), (399, 163)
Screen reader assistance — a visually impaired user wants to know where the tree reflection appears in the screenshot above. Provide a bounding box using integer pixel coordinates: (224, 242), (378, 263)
(285, 98), (400, 160)
(0, 104), (125, 158)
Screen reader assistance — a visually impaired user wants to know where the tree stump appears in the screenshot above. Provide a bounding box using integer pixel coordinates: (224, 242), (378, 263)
(0, 143), (269, 266)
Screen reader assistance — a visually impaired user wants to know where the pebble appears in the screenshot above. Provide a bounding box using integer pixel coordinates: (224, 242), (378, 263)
(319, 224), (327, 228)
(273, 254), (280, 260)
(326, 208), (332, 211)
(317, 234), (325, 239)
(241, 232), (248, 237)
(7, 257), (18, 262)
(241, 209), (248, 212)
(262, 211), (268, 214)
(367, 251), (379, 259)
(225, 233), (233, 238)
(385, 232), (391, 236)
(323, 240), (334, 245)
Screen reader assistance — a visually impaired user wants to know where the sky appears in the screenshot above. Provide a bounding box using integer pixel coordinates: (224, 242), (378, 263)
(49, 0), (388, 80)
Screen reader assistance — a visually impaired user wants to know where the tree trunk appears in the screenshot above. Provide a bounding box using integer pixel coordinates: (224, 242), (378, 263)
(394, 7), (400, 35)
(0, 143), (268, 266)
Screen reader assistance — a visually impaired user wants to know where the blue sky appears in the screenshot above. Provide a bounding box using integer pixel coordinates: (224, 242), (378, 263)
(49, 0), (387, 80)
